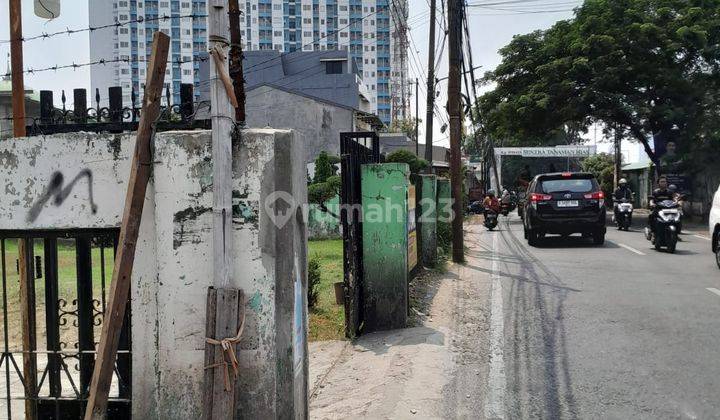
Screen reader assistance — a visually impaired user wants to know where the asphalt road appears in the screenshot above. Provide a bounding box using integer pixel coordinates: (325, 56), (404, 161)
(471, 213), (720, 419)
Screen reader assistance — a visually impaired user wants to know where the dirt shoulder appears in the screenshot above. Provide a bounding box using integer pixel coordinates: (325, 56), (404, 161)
(309, 221), (493, 419)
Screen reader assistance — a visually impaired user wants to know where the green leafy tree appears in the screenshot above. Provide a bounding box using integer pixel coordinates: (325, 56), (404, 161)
(582, 153), (616, 199)
(387, 117), (422, 139)
(478, 0), (720, 166)
(385, 149), (429, 174)
(313, 151), (336, 184)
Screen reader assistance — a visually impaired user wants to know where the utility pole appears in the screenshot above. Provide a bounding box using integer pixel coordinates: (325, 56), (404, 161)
(424, 0), (437, 170)
(9, 3), (36, 420)
(614, 127), (622, 188)
(228, 0), (246, 124)
(447, 0), (464, 263)
(9, 0), (25, 137)
(415, 78), (419, 156)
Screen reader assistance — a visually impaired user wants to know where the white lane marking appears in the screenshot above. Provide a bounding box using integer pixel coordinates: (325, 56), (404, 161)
(485, 232), (506, 419)
(707, 288), (720, 298)
(614, 242), (646, 256)
(693, 234), (711, 241)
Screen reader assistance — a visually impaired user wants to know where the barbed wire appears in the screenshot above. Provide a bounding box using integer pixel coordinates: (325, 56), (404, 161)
(0, 14), (208, 45)
(8, 55), (209, 76)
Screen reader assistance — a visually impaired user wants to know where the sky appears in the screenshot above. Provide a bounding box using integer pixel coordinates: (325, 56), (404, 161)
(0, 0), (592, 148)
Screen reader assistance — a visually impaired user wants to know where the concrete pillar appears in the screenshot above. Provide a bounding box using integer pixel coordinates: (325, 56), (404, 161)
(361, 163), (410, 332)
(417, 174), (438, 267)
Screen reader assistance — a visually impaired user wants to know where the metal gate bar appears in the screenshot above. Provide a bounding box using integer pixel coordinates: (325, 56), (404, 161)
(339, 131), (380, 338)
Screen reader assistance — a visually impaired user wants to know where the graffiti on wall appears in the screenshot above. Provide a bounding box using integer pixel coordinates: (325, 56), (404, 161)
(26, 169), (98, 223)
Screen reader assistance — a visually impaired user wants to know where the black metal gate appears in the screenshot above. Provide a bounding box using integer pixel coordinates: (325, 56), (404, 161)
(0, 229), (131, 419)
(339, 132), (380, 338)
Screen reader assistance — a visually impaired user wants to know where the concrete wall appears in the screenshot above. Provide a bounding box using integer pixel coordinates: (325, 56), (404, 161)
(0, 129), (308, 419)
(245, 86), (355, 163)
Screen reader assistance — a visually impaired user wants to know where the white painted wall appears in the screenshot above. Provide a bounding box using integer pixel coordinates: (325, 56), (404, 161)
(0, 128), (308, 418)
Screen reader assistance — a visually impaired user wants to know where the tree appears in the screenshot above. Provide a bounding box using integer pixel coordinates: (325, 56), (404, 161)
(313, 151), (336, 184)
(387, 117), (422, 140)
(385, 149), (429, 174)
(478, 0), (720, 168)
(309, 152), (341, 217)
(582, 153), (616, 199)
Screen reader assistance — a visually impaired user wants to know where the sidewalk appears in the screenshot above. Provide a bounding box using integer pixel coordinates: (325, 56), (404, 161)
(308, 220), (493, 419)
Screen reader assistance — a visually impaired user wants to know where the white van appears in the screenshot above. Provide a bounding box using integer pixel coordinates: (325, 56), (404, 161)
(710, 184), (720, 269)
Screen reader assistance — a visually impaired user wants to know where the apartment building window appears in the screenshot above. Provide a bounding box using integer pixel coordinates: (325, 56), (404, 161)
(119, 0), (128, 7)
(273, 4), (281, 10)
(138, 2), (143, 7)
(181, 2), (190, 7)
(303, 31), (311, 37)
(160, 2), (169, 7)
(303, 4), (311, 10)
(120, 28), (129, 34)
(274, 31), (283, 37)
(183, 69), (192, 75)
(340, 32), (347, 38)
(303, 18), (311, 24)
(339, 5), (347, 11)
(340, 18), (347, 24)
(183, 42), (191, 48)
(119, 14), (128, 20)
(120, 41), (129, 47)
(121, 68), (129, 74)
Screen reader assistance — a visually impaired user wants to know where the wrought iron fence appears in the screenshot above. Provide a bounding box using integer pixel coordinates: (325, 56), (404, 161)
(0, 229), (130, 419)
(24, 83), (211, 137)
(339, 132), (380, 338)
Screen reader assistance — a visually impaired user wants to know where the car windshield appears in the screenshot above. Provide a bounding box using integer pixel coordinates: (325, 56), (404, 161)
(541, 179), (594, 193)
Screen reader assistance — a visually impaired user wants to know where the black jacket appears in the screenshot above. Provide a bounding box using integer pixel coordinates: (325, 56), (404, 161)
(613, 186), (633, 201)
(651, 188), (674, 205)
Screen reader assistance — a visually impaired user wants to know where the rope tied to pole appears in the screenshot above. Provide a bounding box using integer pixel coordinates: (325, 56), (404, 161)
(204, 306), (246, 392)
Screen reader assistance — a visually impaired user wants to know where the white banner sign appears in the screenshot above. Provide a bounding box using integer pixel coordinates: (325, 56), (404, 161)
(495, 146), (596, 158)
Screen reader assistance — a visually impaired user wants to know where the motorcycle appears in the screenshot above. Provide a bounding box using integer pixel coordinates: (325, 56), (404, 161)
(645, 199), (680, 253)
(614, 198), (633, 231)
(468, 201), (484, 215)
(484, 209), (499, 230)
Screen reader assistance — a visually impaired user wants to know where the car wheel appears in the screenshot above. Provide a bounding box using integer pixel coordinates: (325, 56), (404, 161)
(593, 230), (605, 245)
(528, 229), (539, 247)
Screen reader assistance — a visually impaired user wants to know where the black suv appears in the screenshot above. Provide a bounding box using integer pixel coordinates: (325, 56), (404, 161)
(523, 172), (606, 246)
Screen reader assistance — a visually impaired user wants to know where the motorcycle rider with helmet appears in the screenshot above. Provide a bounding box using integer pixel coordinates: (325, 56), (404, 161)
(648, 176), (674, 232)
(613, 178), (633, 222)
(483, 189), (501, 216)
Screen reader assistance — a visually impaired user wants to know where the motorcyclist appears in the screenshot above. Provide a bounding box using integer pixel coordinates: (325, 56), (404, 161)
(648, 176), (674, 231)
(613, 178), (633, 221)
(501, 189), (511, 204)
(482, 189), (501, 216)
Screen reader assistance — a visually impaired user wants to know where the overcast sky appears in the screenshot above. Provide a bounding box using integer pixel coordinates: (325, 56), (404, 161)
(0, 0), (588, 147)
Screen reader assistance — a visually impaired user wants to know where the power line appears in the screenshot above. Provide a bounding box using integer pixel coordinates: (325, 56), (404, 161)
(0, 14), (207, 44)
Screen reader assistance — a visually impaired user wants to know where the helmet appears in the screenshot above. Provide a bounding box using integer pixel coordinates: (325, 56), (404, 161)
(619, 178), (627, 185)
(669, 184), (677, 192)
(487, 189), (496, 196)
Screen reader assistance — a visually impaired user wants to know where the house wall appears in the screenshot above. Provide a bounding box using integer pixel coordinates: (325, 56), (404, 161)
(0, 128), (308, 418)
(246, 86), (355, 162)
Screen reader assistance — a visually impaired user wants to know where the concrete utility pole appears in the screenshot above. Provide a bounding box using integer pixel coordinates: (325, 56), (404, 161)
(424, 0), (437, 170)
(614, 127), (622, 188)
(415, 78), (419, 156)
(228, 0), (246, 124)
(447, 0), (464, 262)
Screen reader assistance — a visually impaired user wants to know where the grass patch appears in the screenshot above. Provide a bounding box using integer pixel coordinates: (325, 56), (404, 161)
(307, 239), (345, 341)
(1, 238), (115, 348)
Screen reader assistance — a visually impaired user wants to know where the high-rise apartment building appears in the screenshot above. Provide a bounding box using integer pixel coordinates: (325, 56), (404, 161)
(90, 0), (208, 107)
(89, 0), (408, 124)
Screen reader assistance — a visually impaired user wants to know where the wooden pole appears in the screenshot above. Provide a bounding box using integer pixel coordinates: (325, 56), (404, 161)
(424, 0), (437, 171)
(83, 32), (170, 420)
(9, 3), (35, 418)
(18, 239), (36, 420)
(209, 0), (234, 288)
(228, 0), (246, 124)
(448, 0), (464, 262)
(9, 0), (25, 137)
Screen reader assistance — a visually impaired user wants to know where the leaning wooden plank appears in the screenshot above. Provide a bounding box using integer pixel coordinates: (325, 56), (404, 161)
(202, 288), (218, 420)
(83, 31), (170, 420)
(19, 239), (37, 420)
